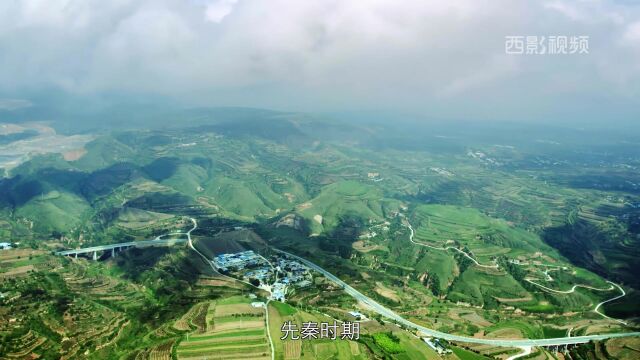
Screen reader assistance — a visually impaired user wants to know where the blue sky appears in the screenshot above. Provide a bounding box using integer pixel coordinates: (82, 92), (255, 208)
(0, 0), (639, 125)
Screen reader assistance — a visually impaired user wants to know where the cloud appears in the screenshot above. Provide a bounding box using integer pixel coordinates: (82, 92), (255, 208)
(0, 0), (639, 123)
(0, 99), (33, 111)
(204, 0), (238, 23)
(623, 21), (640, 44)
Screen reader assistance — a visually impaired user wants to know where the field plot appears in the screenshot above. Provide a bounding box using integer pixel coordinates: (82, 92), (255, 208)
(148, 340), (175, 360)
(448, 267), (530, 306)
(267, 301), (370, 360)
(410, 204), (551, 262)
(176, 296), (271, 360)
(0, 249), (46, 279)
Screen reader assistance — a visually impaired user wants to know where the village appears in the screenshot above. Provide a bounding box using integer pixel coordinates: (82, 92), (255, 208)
(211, 250), (313, 302)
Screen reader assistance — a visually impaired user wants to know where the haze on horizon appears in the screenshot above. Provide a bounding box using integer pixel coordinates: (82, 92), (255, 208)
(1, 0), (640, 127)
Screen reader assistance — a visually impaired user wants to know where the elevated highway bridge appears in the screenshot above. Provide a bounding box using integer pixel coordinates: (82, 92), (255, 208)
(55, 238), (187, 259)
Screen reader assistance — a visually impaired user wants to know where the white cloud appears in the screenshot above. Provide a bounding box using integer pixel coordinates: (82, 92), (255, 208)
(204, 0), (238, 23)
(623, 21), (640, 44)
(0, 0), (638, 121)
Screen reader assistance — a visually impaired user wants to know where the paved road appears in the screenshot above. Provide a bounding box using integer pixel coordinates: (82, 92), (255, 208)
(184, 218), (275, 360)
(56, 218), (639, 348)
(272, 248), (640, 347)
(525, 279), (614, 294)
(594, 282), (628, 325)
(405, 220), (498, 269)
(407, 219), (629, 325)
(506, 346), (532, 360)
(265, 299), (275, 360)
(55, 238), (187, 256)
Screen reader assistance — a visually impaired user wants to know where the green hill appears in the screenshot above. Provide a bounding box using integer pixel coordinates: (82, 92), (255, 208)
(410, 204), (557, 262)
(16, 191), (90, 233)
(297, 181), (395, 234)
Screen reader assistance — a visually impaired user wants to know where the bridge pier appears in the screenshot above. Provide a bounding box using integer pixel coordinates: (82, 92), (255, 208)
(93, 251), (98, 261)
(112, 248), (116, 258)
(74, 253), (77, 259)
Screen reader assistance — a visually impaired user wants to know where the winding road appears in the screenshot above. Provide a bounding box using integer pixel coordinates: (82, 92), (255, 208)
(405, 219), (629, 324)
(57, 217), (639, 349)
(184, 218), (276, 360)
(272, 248), (639, 347)
(405, 220), (498, 269)
(524, 279), (614, 295)
(506, 346), (532, 360)
(594, 282), (628, 325)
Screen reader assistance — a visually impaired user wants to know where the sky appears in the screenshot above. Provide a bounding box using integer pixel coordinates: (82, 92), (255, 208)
(0, 0), (639, 125)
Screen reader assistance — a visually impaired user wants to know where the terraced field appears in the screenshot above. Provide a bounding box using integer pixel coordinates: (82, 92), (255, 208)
(410, 204), (551, 263)
(1, 121), (640, 358)
(0, 243), (257, 359)
(266, 300), (368, 360)
(0, 252), (138, 357)
(176, 296), (271, 360)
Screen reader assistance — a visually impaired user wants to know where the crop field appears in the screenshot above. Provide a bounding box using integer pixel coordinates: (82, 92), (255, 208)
(448, 267), (530, 306)
(0, 249), (47, 278)
(0, 253), (141, 357)
(0, 243), (256, 359)
(410, 204), (552, 261)
(176, 296), (271, 360)
(1, 121), (639, 358)
(267, 301), (367, 360)
(360, 322), (441, 359)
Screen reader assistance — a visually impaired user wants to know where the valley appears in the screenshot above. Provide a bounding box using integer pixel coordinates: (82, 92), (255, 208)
(1, 117), (639, 359)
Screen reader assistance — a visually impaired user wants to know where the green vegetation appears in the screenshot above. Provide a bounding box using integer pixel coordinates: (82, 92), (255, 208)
(371, 332), (404, 354)
(176, 296), (271, 360)
(297, 180), (393, 234)
(271, 301), (297, 316)
(452, 346), (493, 360)
(1, 118), (639, 358)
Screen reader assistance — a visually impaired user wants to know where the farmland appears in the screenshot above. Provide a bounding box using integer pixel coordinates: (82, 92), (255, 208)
(176, 296), (271, 360)
(0, 117), (639, 358)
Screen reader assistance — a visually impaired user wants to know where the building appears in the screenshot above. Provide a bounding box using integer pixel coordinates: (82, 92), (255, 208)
(271, 283), (287, 301)
(348, 311), (364, 320)
(423, 338), (451, 354)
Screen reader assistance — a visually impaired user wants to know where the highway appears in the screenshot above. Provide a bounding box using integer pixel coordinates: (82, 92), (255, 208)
(55, 238), (187, 256)
(272, 248), (640, 347)
(55, 218), (639, 348)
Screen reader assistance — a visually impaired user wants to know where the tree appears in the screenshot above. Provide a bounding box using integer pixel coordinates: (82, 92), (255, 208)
(430, 273), (441, 297)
